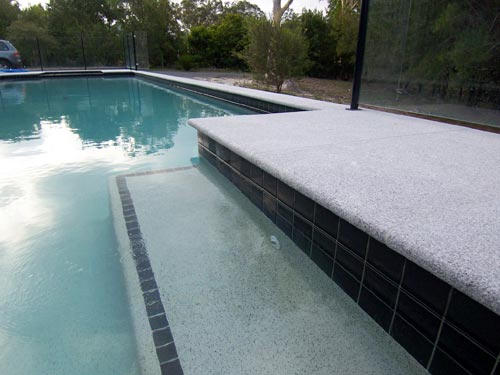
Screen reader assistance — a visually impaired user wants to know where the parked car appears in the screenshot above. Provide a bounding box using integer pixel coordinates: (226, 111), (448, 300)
(0, 40), (22, 69)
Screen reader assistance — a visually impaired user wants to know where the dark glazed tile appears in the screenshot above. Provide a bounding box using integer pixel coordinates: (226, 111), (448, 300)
(312, 228), (335, 257)
(338, 219), (368, 258)
(277, 202), (293, 223)
(143, 289), (161, 305)
(146, 300), (165, 317)
(263, 172), (277, 196)
(156, 342), (178, 363)
(207, 137), (216, 153)
(402, 261), (451, 315)
(359, 287), (392, 331)
(250, 164), (263, 186)
(311, 244), (334, 276)
(240, 177), (252, 198)
(262, 192), (276, 222)
(314, 204), (339, 239)
(362, 266), (398, 308)
(396, 290), (441, 342)
(249, 185), (263, 209)
(230, 169), (241, 189)
(294, 191), (314, 222)
(276, 214), (292, 238)
(160, 359), (183, 375)
(367, 238), (404, 283)
(141, 278), (158, 293)
(446, 289), (500, 355)
(138, 267), (154, 281)
(332, 264), (360, 301)
(293, 229), (311, 256)
(149, 314), (169, 331)
(438, 322), (496, 374)
(391, 315), (433, 367)
(277, 180), (295, 207)
(429, 349), (470, 375)
(215, 143), (230, 162)
(153, 327), (174, 347)
(229, 151), (242, 172)
(240, 158), (251, 178)
(335, 244), (364, 281)
(136, 258), (152, 272)
(293, 213), (312, 239)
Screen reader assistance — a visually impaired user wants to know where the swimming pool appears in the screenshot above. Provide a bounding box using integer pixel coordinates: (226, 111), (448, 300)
(0, 76), (254, 374)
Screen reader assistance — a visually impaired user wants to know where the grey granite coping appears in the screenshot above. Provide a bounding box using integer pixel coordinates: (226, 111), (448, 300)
(135, 71), (343, 111)
(188, 108), (500, 316)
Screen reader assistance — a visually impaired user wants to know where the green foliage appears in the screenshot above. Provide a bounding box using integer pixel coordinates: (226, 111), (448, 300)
(243, 19), (309, 92)
(187, 13), (248, 69)
(0, 0), (20, 37)
(299, 10), (337, 78)
(6, 5), (56, 66)
(121, 0), (182, 67)
(329, 0), (359, 80)
(364, 0), (500, 107)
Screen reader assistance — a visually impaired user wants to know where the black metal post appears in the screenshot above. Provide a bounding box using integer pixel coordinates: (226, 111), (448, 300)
(132, 31), (138, 70)
(36, 37), (44, 71)
(81, 35), (87, 70)
(350, 0), (370, 110)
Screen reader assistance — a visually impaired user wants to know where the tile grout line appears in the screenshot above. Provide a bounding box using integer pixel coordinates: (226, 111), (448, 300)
(491, 352), (500, 375)
(388, 259), (407, 335)
(308, 203), (317, 258)
(330, 219), (341, 279)
(426, 287), (454, 370)
(115, 175), (184, 375)
(356, 237), (370, 303)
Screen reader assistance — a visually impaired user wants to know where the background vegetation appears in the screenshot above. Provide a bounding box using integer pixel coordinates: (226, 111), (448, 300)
(1, 0), (498, 108)
(0, 0), (360, 80)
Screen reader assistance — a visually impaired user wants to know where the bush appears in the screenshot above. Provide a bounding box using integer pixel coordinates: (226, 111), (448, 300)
(243, 19), (309, 92)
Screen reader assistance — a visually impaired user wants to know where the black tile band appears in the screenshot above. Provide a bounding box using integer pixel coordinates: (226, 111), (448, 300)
(139, 75), (303, 114)
(198, 132), (500, 375)
(116, 167), (194, 375)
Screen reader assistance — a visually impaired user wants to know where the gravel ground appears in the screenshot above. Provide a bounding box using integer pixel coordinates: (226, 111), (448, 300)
(152, 69), (353, 105)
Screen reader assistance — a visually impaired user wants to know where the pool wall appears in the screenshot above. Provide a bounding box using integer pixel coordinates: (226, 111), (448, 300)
(197, 133), (500, 375)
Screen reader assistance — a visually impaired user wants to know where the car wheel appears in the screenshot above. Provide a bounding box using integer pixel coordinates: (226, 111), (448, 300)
(0, 59), (13, 69)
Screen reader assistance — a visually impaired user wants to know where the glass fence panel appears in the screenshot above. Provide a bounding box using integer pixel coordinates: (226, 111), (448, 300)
(360, 0), (500, 128)
(4, 32), (150, 71)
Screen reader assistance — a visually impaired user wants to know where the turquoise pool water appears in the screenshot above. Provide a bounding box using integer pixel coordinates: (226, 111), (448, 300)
(0, 77), (254, 375)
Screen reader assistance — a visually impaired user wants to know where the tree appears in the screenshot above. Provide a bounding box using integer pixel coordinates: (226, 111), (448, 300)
(224, 1), (264, 19)
(179, 0), (224, 29)
(0, 0), (20, 37)
(329, 0), (359, 79)
(273, 0), (293, 25)
(299, 10), (337, 78)
(187, 13), (248, 69)
(243, 18), (309, 92)
(6, 5), (56, 67)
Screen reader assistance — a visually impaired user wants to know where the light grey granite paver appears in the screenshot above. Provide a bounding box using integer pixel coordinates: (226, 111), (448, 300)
(123, 165), (426, 375)
(188, 106), (500, 315)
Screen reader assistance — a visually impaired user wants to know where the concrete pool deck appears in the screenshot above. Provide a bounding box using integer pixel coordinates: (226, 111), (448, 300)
(110, 164), (426, 374)
(188, 106), (500, 317)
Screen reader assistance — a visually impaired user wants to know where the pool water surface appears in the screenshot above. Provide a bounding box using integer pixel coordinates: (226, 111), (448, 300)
(0, 77), (254, 375)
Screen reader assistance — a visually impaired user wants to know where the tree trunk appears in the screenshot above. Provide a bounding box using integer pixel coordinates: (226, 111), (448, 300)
(273, 0), (293, 26)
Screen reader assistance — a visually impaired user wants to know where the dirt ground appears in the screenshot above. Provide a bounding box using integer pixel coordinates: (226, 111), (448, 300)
(153, 69), (353, 105)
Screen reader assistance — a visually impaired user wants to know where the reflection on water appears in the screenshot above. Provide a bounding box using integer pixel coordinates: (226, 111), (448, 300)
(0, 77), (254, 375)
(0, 77), (240, 155)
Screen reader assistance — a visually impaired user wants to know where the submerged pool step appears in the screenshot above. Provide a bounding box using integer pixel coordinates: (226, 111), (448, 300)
(197, 131), (500, 375)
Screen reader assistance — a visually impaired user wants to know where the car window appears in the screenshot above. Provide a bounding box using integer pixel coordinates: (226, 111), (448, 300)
(0, 42), (9, 51)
